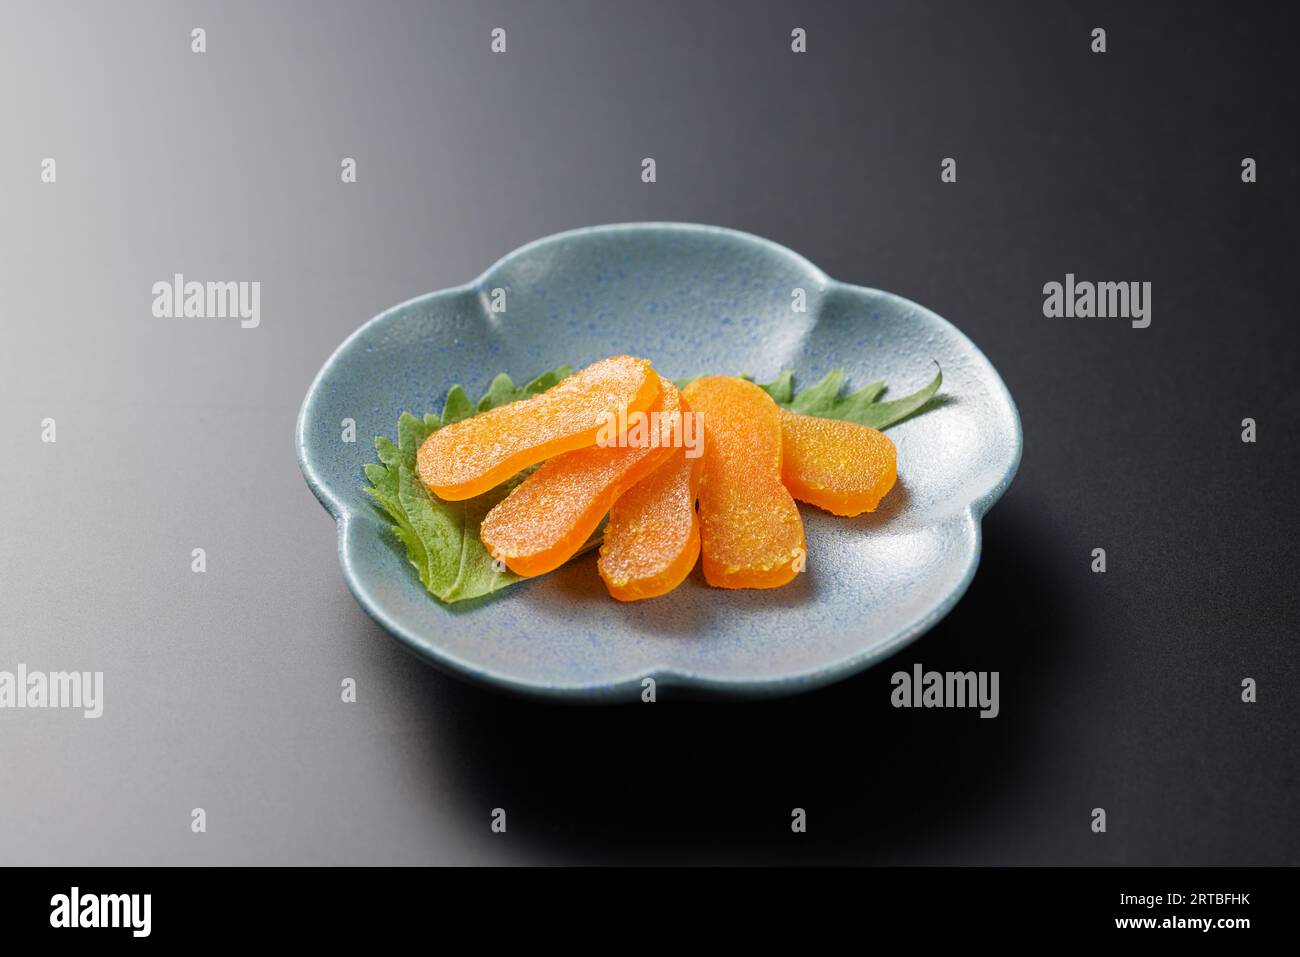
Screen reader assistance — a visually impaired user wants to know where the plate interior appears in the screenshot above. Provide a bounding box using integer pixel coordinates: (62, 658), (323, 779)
(297, 223), (1021, 698)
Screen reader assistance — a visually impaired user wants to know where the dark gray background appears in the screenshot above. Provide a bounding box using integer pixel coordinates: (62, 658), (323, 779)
(2, 0), (1296, 864)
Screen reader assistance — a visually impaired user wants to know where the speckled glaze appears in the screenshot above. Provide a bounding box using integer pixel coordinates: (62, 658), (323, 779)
(296, 223), (1022, 700)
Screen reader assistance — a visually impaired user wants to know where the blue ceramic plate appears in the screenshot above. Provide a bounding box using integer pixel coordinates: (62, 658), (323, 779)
(297, 223), (1021, 700)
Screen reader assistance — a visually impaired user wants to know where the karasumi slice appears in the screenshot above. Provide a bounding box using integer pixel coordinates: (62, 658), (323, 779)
(597, 425), (703, 602)
(417, 355), (659, 501)
(681, 376), (805, 589)
(480, 377), (682, 578)
(778, 409), (897, 516)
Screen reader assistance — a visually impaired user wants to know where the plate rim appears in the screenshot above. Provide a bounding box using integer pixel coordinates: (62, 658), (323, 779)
(296, 221), (1023, 701)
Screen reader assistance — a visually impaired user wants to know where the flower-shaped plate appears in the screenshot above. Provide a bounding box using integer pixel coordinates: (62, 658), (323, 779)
(296, 223), (1021, 700)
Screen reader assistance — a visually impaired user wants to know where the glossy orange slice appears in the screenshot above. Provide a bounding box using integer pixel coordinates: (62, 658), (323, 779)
(682, 376), (805, 589)
(417, 355), (659, 501)
(480, 378), (682, 577)
(597, 430), (703, 601)
(778, 409), (897, 516)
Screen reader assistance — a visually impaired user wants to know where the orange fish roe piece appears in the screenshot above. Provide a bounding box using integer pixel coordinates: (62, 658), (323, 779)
(597, 435), (703, 602)
(417, 355), (659, 501)
(778, 409), (897, 516)
(480, 378), (682, 578)
(682, 377), (805, 589)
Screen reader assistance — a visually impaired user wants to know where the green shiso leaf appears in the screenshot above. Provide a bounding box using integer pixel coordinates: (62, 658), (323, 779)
(679, 365), (940, 430)
(363, 368), (572, 604)
(366, 361), (941, 605)
(758, 364), (942, 430)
